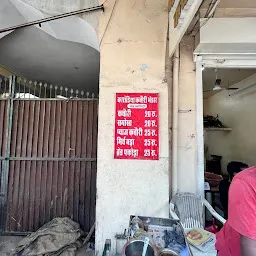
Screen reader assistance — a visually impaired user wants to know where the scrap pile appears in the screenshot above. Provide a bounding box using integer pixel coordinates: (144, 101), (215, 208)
(204, 115), (225, 128)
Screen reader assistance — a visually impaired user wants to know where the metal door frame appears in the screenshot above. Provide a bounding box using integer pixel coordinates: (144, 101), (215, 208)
(194, 53), (256, 198)
(0, 76), (15, 233)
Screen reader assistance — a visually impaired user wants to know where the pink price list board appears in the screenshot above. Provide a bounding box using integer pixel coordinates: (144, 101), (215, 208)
(114, 93), (159, 160)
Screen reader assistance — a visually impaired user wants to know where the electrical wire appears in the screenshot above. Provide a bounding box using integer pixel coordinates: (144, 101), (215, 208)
(204, 0), (216, 18)
(190, 0), (219, 35)
(199, 15), (212, 29)
(100, 0), (119, 46)
(189, 0), (208, 35)
(200, 0), (220, 29)
(0, 4), (104, 34)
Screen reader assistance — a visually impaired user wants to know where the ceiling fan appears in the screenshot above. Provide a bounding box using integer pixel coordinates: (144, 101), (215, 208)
(204, 69), (239, 92)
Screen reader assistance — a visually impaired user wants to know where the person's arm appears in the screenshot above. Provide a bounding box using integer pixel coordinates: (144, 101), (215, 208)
(240, 235), (256, 256)
(228, 175), (256, 256)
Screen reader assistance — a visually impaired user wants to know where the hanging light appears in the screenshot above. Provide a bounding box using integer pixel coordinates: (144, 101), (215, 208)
(212, 69), (222, 90)
(213, 79), (222, 90)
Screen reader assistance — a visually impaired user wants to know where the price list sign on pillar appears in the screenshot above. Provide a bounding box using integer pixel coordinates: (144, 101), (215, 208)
(114, 93), (159, 160)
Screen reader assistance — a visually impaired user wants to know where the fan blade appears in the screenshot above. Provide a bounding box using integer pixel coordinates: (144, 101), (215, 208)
(224, 88), (238, 90)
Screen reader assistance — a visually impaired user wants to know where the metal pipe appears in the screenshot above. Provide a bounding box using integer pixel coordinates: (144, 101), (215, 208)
(0, 157), (97, 161)
(206, 0), (220, 18)
(204, 0), (216, 17)
(190, 0), (220, 35)
(171, 47), (180, 196)
(195, 57), (205, 198)
(13, 98), (98, 101)
(0, 5), (104, 34)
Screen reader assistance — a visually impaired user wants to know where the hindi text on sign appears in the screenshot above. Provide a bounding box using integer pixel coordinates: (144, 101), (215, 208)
(114, 93), (159, 160)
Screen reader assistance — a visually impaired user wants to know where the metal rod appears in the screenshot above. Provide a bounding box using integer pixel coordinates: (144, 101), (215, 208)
(0, 5), (104, 34)
(0, 231), (32, 236)
(229, 83), (256, 97)
(1, 230), (88, 236)
(12, 98), (98, 101)
(0, 157), (97, 161)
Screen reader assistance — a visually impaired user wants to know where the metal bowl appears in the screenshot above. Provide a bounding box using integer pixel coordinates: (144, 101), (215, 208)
(159, 248), (179, 256)
(122, 239), (158, 256)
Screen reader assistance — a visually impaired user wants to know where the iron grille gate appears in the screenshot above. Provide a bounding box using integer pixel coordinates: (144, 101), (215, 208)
(0, 76), (98, 234)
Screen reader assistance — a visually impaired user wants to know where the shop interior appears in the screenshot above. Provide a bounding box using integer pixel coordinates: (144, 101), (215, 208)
(203, 68), (256, 219)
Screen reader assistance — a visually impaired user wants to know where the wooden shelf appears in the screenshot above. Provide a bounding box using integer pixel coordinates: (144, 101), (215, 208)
(204, 127), (232, 131)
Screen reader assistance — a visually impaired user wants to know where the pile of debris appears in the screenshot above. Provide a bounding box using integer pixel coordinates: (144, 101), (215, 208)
(7, 218), (94, 256)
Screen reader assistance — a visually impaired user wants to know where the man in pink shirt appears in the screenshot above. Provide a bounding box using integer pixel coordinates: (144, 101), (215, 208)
(215, 166), (256, 256)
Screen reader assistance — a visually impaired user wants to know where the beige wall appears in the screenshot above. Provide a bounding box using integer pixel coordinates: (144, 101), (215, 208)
(96, 0), (169, 255)
(177, 35), (198, 193)
(205, 73), (256, 174)
(0, 66), (12, 77)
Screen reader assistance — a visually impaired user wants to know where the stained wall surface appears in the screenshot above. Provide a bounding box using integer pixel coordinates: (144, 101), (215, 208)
(96, 0), (169, 254)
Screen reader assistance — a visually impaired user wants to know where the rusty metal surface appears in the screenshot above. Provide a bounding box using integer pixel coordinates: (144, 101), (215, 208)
(0, 100), (9, 231)
(0, 98), (98, 233)
(0, 100), (8, 157)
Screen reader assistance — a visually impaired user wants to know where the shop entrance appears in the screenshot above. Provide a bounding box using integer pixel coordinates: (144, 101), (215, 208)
(195, 53), (256, 210)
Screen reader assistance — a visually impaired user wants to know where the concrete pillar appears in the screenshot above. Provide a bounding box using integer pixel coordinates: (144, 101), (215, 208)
(177, 35), (198, 193)
(96, 0), (169, 254)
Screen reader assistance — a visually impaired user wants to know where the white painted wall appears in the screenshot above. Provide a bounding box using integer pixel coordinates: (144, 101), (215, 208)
(204, 73), (256, 173)
(177, 36), (198, 193)
(96, 0), (169, 255)
(0, 0), (100, 92)
(195, 18), (256, 56)
(200, 18), (256, 44)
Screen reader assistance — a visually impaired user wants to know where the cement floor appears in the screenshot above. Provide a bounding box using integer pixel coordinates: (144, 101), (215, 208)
(0, 236), (94, 255)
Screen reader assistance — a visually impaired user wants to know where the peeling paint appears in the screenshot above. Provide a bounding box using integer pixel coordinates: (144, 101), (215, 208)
(189, 134), (196, 139)
(97, 0), (169, 253)
(140, 64), (149, 71)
